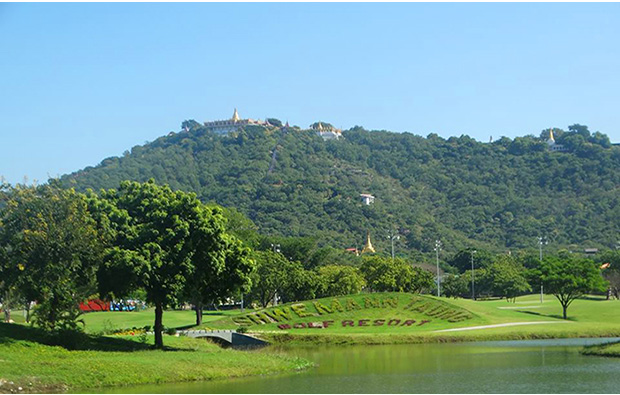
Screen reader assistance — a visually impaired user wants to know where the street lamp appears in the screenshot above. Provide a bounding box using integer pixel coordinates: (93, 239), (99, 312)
(271, 244), (281, 306)
(471, 250), (477, 300)
(387, 229), (400, 262)
(434, 240), (442, 297)
(538, 236), (548, 303)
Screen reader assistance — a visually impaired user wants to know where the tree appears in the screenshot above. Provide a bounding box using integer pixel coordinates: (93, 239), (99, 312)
(485, 256), (531, 302)
(442, 274), (468, 298)
(247, 250), (291, 308)
(181, 120), (201, 131)
(317, 265), (365, 297)
(597, 250), (620, 299)
(184, 231), (254, 326)
(447, 249), (494, 273)
(0, 183), (102, 330)
(536, 256), (606, 319)
(360, 256), (434, 293)
(94, 180), (235, 348)
(266, 118), (283, 127)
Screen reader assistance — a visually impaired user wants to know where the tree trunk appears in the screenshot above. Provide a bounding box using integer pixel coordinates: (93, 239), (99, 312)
(154, 302), (164, 349)
(25, 302), (30, 324)
(4, 308), (10, 323)
(562, 304), (568, 320)
(195, 301), (203, 326)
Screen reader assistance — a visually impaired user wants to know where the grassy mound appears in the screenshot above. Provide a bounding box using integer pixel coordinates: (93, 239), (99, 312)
(207, 293), (480, 334)
(202, 293), (620, 344)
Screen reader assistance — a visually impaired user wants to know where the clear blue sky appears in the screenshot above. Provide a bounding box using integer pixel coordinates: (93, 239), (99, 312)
(1, 3), (619, 185)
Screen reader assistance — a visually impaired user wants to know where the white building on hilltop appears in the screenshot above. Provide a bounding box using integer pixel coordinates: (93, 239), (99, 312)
(311, 122), (342, 140)
(360, 193), (375, 205)
(204, 109), (267, 135)
(547, 129), (569, 152)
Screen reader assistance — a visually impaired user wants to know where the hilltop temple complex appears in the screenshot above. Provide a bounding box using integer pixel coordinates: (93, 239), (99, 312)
(311, 122), (342, 140)
(204, 110), (342, 141)
(204, 109), (268, 134)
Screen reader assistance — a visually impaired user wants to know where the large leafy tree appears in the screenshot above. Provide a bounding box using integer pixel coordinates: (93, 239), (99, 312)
(0, 183), (102, 330)
(247, 250), (291, 308)
(184, 232), (254, 326)
(535, 256), (606, 319)
(93, 180), (236, 348)
(485, 256), (531, 302)
(317, 265), (365, 297)
(360, 256), (434, 293)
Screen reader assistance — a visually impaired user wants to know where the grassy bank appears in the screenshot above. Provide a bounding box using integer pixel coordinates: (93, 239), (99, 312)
(581, 341), (620, 357)
(0, 323), (311, 393)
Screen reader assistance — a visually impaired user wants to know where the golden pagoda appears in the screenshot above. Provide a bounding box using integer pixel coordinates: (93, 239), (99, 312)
(232, 108), (240, 122)
(361, 231), (376, 254)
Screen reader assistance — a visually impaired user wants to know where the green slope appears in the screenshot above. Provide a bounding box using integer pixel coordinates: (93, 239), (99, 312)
(60, 125), (620, 255)
(202, 293), (620, 343)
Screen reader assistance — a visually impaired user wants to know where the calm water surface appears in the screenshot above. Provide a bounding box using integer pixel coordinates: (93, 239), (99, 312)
(103, 338), (620, 393)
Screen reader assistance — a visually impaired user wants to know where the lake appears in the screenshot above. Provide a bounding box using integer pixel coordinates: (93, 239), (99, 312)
(100, 338), (620, 393)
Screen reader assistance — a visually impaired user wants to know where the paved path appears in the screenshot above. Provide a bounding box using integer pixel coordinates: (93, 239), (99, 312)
(434, 321), (571, 333)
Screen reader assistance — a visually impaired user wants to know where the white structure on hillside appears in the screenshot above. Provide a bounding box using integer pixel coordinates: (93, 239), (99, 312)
(360, 193), (375, 205)
(312, 122), (342, 140)
(204, 109), (267, 135)
(547, 129), (569, 152)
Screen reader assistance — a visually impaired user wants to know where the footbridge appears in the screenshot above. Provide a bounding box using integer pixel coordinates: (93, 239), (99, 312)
(178, 329), (268, 348)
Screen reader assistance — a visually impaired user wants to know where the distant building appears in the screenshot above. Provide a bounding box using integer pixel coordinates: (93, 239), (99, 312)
(204, 109), (267, 135)
(547, 129), (569, 152)
(360, 193), (375, 205)
(584, 248), (599, 255)
(311, 122), (342, 140)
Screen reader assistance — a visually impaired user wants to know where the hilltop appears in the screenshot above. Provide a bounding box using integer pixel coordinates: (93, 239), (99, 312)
(60, 121), (620, 256)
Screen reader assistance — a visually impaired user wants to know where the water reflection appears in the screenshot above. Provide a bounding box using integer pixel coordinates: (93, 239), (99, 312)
(95, 338), (620, 394)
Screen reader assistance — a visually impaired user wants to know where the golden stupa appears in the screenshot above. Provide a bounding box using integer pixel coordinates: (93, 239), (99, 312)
(361, 231), (376, 254)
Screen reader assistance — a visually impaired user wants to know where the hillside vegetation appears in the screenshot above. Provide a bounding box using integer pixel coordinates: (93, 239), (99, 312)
(61, 123), (620, 256)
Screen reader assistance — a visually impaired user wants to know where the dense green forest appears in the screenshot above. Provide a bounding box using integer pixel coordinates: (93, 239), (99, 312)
(60, 122), (620, 258)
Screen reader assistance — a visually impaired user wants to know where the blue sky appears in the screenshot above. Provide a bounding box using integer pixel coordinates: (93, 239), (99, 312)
(1, 3), (619, 185)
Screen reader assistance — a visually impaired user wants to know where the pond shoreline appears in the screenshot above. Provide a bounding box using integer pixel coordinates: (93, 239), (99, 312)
(259, 328), (620, 346)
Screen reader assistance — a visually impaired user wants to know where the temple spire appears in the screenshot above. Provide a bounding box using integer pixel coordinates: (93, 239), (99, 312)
(549, 128), (555, 142)
(232, 108), (240, 122)
(361, 231), (376, 254)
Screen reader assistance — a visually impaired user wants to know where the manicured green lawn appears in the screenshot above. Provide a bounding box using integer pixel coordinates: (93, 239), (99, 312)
(9, 308), (243, 333)
(0, 323), (311, 393)
(80, 308), (240, 333)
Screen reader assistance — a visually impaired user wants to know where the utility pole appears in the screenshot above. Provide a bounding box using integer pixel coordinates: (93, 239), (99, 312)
(434, 240), (442, 297)
(538, 236), (547, 303)
(387, 229), (400, 262)
(471, 250), (477, 301)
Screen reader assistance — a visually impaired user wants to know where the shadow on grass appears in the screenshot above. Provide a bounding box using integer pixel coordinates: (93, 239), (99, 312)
(0, 323), (182, 352)
(518, 310), (577, 321)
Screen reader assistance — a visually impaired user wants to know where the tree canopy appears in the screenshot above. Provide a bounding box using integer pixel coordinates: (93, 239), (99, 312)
(60, 124), (619, 261)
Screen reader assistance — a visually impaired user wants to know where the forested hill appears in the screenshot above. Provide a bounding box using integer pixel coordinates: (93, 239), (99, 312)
(61, 123), (620, 256)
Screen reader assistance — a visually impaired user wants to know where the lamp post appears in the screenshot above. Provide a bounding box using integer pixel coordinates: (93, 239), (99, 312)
(271, 244), (281, 306)
(434, 240), (442, 297)
(538, 236), (548, 303)
(471, 250), (477, 300)
(387, 229), (400, 262)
